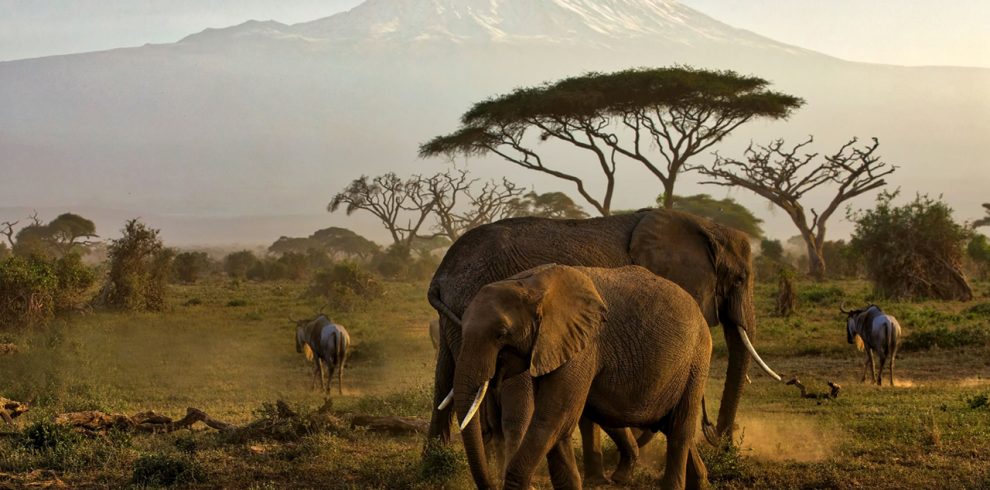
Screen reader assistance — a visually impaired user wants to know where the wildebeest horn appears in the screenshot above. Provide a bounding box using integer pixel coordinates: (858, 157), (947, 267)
(288, 315), (298, 323)
(437, 389), (454, 410)
(459, 380), (489, 431)
(738, 326), (781, 381)
(318, 303), (328, 315)
(839, 302), (850, 314)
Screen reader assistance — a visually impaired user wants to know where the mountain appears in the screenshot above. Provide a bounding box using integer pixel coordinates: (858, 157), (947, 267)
(1, 0), (987, 245)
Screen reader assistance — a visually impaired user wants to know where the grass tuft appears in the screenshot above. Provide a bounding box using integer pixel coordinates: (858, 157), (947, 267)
(131, 452), (204, 486)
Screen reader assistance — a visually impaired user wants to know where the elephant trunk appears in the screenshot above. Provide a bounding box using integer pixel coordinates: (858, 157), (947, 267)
(716, 286), (757, 441)
(454, 347), (498, 489)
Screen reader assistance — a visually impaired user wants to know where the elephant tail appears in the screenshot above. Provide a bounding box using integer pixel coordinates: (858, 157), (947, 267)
(701, 396), (720, 447)
(428, 283), (462, 327)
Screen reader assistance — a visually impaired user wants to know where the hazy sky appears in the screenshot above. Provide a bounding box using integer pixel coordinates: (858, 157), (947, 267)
(1, 0), (988, 67)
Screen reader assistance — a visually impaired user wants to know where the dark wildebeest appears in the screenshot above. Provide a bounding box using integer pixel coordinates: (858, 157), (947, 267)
(841, 304), (901, 386)
(295, 315), (351, 395)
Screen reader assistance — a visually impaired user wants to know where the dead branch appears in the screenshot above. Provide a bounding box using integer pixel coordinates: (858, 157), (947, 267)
(1, 397), (29, 425)
(786, 376), (842, 403)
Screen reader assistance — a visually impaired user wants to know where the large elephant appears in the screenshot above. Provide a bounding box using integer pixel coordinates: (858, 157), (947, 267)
(454, 264), (712, 489)
(427, 209), (778, 484)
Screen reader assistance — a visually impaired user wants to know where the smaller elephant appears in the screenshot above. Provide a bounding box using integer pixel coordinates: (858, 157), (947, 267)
(454, 264), (712, 490)
(294, 315), (351, 395)
(840, 303), (901, 386)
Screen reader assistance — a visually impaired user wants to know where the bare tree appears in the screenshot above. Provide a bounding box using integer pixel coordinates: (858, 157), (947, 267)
(328, 173), (436, 251)
(0, 220), (17, 248)
(426, 169), (526, 241)
(422, 67), (804, 214)
(697, 136), (895, 279)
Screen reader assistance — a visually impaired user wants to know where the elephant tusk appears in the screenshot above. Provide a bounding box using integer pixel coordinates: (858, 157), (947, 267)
(437, 389), (454, 411)
(458, 380), (488, 431)
(738, 326), (782, 381)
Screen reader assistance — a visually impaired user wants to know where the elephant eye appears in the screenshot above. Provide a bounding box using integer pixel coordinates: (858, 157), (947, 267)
(496, 327), (509, 340)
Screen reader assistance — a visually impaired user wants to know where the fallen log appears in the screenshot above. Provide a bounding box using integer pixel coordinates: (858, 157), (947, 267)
(1, 397), (29, 426)
(54, 407), (235, 435)
(350, 415), (428, 436)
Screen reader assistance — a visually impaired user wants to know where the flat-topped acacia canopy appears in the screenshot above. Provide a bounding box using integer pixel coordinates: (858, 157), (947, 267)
(421, 66), (804, 214)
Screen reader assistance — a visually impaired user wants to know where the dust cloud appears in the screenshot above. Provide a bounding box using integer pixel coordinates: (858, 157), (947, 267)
(735, 414), (839, 462)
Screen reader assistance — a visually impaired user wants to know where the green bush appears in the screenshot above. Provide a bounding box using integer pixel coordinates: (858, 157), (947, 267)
(902, 324), (990, 351)
(798, 284), (845, 305)
(308, 262), (382, 311)
(172, 251), (211, 283)
(223, 250), (259, 279)
(97, 219), (174, 311)
(965, 302), (990, 317)
(419, 439), (465, 484)
(131, 453), (204, 486)
(21, 420), (80, 453)
(0, 253), (94, 326)
(850, 191), (973, 300)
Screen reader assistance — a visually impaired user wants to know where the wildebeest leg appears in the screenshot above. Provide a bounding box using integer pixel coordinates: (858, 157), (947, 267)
(861, 350), (874, 383)
(889, 354), (896, 387)
(876, 354), (887, 386)
(326, 360), (337, 394)
(312, 358), (323, 391)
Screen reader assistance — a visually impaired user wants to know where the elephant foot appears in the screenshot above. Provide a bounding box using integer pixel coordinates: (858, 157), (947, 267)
(611, 465), (635, 485)
(584, 473), (611, 487)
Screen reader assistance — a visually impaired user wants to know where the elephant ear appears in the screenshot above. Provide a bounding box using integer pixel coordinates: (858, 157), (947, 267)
(629, 210), (720, 321)
(521, 265), (607, 377)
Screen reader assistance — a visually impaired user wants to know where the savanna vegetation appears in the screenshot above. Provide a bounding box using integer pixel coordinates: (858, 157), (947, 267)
(2, 66), (989, 489)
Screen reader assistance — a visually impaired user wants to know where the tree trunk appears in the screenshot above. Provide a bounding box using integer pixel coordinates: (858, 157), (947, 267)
(661, 179), (676, 209)
(802, 236), (826, 280)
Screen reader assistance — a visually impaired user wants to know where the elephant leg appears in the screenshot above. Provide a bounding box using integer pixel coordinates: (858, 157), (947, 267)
(635, 428), (657, 448)
(499, 371), (534, 478)
(685, 444), (709, 490)
(427, 338), (456, 446)
(547, 434), (582, 490)
(661, 374), (706, 490)
(504, 370), (591, 490)
(579, 417), (607, 485)
(603, 426), (638, 484)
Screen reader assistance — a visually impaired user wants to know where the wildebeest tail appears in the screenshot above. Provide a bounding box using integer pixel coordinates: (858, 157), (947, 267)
(428, 283), (462, 327)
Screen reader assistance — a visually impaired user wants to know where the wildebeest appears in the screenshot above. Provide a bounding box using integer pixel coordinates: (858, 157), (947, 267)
(841, 304), (901, 386)
(294, 315), (350, 395)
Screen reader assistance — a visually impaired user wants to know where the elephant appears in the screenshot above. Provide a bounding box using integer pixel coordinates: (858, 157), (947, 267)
(429, 318), (440, 351)
(294, 315), (351, 395)
(454, 264), (713, 490)
(426, 209), (778, 484)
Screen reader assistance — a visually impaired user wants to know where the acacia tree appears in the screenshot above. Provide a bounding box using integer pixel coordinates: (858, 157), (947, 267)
(421, 66), (803, 214)
(508, 191), (589, 219)
(697, 137), (895, 279)
(329, 173), (436, 252)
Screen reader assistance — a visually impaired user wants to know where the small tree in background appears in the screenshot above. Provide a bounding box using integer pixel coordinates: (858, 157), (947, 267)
(422, 66), (804, 214)
(7, 212), (98, 258)
(850, 191), (972, 300)
(508, 191), (589, 220)
(223, 251), (259, 279)
(967, 234), (990, 280)
(97, 219), (173, 311)
(974, 203), (990, 228)
(657, 193), (763, 238)
(698, 136), (895, 280)
(172, 251), (211, 283)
